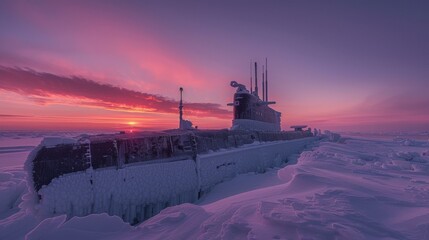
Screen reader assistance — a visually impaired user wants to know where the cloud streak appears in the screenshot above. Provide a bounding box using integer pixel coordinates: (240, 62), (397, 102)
(0, 66), (230, 118)
(0, 114), (32, 118)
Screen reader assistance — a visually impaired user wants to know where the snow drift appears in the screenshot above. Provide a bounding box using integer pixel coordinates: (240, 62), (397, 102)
(2, 133), (429, 239)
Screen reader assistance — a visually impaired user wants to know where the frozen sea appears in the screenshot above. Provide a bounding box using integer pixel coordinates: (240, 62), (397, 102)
(0, 131), (429, 239)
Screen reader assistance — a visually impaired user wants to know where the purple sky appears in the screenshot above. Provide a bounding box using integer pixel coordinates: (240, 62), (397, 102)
(0, 0), (428, 132)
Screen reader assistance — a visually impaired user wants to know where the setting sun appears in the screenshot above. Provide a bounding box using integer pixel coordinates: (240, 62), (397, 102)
(127, 121), (137, 126)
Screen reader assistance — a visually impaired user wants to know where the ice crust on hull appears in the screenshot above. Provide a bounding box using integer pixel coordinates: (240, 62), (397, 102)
(198, 138), (313, 194)
(38, 160), (198, 224)
(28, 136), (316, 224)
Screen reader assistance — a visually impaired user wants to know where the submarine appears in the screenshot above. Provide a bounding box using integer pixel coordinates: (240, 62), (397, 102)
(25, 61), (315, 223)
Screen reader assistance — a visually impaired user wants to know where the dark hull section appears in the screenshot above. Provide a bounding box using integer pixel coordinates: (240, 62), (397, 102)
(232, 92), (281, 131)
(231, 89), (281, 132)
(32, 142), (91, 192)
(30, 130), (312, 192)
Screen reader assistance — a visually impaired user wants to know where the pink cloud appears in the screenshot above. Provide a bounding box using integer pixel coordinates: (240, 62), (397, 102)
(0, 66), (231, 118)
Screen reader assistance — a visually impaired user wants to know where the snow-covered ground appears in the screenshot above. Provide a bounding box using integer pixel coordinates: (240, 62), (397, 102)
(1, 133), (429, 239)
(0, 137), (41, 169)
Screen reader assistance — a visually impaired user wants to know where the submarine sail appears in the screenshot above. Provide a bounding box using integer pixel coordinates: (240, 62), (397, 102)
(228, 61), (281, 131)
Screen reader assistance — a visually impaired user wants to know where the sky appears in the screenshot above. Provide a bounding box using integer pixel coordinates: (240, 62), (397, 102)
(0, 0), (428, 132)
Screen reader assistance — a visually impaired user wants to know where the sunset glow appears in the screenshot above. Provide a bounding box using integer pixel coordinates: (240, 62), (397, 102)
(0, 1), (428, 132)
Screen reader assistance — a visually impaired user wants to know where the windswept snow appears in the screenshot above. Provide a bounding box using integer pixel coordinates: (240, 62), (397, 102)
(1, 134), (429, 239)
(136, 137), (429, 239)
(25, 214), (134, 240)
(0, 167), (27, 219)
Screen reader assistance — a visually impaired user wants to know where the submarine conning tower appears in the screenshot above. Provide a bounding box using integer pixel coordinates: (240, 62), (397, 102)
(228, 60), (281, 132)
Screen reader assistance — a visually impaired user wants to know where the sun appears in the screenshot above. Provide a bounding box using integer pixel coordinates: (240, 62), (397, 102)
(127, 121), (137, 126)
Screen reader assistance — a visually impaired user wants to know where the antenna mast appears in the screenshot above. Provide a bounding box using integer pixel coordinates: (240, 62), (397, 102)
(179, 87), (183, 129)
(254, 62), (258, 97)
(262, 65), (265, 101)
(250, 61), (253, 94)
(265, 58), (268, 101)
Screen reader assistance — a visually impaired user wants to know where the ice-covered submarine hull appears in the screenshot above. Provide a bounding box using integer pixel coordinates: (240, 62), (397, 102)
(29, 129), (312, 192)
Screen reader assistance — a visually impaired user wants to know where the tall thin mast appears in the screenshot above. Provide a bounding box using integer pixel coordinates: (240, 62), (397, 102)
(254, 62), (258, 97)
(250, 61), (253, 94)
(179, 87), (183, 129)
(265, 58), (268, 101)
(262, 65), (265, 101)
